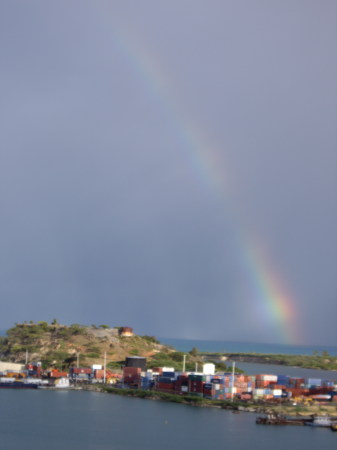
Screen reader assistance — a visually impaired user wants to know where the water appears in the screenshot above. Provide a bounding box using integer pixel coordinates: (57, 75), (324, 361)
(0, 389), (335, 450)
(233, 362), (337, 381)
(159, 337), (337, 356)
(160, 338), (337, 380)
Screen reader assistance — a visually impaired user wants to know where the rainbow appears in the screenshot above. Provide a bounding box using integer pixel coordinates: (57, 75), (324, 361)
(96, 12), (301, 344)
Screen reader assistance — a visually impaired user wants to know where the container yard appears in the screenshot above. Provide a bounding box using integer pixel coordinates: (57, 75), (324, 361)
(1, 357), (337, 409)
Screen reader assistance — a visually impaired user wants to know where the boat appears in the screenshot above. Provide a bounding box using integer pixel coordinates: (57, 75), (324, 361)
(54, 377), (70, 388)
(305, 416), (336, 427)
(256, 414), (305, 426)
(38, 377), (71, 389)
(331, 423), (337, 432)
(0, 381), (39, 389)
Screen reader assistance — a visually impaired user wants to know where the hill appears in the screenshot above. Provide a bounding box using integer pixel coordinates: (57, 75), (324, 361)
(0, 321), (175, 370)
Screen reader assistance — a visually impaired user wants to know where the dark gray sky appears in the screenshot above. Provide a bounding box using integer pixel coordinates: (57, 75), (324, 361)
(1, 0), (336, 345)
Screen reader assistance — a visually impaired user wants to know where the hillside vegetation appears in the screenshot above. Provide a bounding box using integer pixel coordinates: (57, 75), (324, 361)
(0, 322), (225, 372)
(0, 322), (172, 369)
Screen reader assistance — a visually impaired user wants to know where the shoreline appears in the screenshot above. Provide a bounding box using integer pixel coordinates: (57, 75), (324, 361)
(80, 385), (337, 418)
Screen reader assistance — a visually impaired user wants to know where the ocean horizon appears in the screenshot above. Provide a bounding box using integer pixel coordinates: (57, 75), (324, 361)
(158, 337), (337, 356)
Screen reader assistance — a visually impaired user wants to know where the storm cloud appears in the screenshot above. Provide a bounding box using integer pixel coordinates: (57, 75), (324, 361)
(0, 0), (336, 345)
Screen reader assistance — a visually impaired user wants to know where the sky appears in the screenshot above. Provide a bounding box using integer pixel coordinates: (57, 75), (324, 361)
(0, 0), (336, 345)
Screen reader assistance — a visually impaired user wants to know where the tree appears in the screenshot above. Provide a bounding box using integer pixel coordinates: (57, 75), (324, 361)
(189, 347), (199, 357)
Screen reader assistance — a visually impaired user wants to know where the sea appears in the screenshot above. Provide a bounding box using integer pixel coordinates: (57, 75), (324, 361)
(158, 337), (337, 356)
(1, 389), (336, 450)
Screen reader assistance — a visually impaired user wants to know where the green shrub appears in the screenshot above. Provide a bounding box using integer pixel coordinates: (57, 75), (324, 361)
(107, 361), (123, 370)
(129, 349), (140, 356)
(37, 321), (50, 331)
(69, 324), (86, 335)
(86, 353), (101, 359)
(85, 345), (101, 353)
(141, 335), (160, 344)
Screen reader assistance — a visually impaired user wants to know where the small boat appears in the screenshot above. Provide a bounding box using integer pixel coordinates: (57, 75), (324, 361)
(256, 414), (305, 426)
(0, 381), (39, 389)
(305, 416), (335, 427)
(331, 423), (337, 432)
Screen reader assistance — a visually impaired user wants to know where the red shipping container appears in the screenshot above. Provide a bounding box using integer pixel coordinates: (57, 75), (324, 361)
(178, 375), (189, 381)
(95, 370), (105, 379)
(157, 382), (174, 389)
(124, 375), (141, 381)
(51, 371), (68, 378)
(203, 389), (215, 396)
(123, 367), (141, 374)
(189, 381), (205, 389)
(72, 368), (92, 374)
(288, 388), (304, 397)
(189, 385), (204, 391)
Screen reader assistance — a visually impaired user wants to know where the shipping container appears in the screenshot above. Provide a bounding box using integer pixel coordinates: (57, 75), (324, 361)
(256, 374), (277, 382)
(123, 366), (141, 373)
(71, 368), (92, 374)
(307, 378), (321, 386)
(162, 372), (175, 379)
(202, 364), (215, 375)
(189, 374), (206, 382)
(159, 377), (175, 384)
(310, 394), (332, 401)
(272, 389), (283, 397)
(50, 371), (68, 378)
(253, 389), (265, 396)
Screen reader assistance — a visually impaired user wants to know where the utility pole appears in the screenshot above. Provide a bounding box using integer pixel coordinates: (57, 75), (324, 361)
(103, 352), (107, 384)
(183, 354), (186, 373)
(25, 349), (28, 365)
(77, 353), (79, 368)
(231, 361), (235, 402)
(195, 362), (198, 373)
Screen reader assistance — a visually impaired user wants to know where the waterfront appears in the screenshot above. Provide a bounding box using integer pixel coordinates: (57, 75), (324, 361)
(160, 338), (337, 356)
(1, 390), (336, 450)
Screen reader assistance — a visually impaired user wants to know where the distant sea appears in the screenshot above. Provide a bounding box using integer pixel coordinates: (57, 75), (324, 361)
(159, 337), (337, 356)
